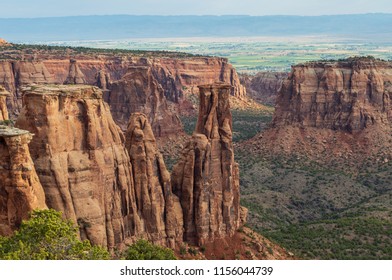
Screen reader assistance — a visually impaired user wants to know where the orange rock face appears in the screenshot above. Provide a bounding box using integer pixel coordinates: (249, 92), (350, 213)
(125, 113), (183, 247)
(0, 86), (9, 121)
(253, 58), (392, 162)
(15, 85), (142, 249)
(273, 59), (392, 131)
(171, 83), (242, 246)
(107, 65), (182, 135)
(0, 126), (47, 236)
(152, 57), (246, 102)
(0, 48), (246, 136)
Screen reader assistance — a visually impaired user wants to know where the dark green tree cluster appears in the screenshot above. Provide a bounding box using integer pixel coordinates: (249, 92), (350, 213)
(0, 209), (178, 260)
(123, 239), (177, 260)
(0, 209), (110, 260)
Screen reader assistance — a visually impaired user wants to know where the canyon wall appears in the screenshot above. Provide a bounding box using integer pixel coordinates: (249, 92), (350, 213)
(171, 83), (242, 246)
(253, 58), (392, 161)
(0, 126), (47, 236)
(0, 48), (246, 136)
(273, 59), (392, 131)
(106, 65), (182, 135)
(14, 84), (185, 249)
(240, 72), (287, 106)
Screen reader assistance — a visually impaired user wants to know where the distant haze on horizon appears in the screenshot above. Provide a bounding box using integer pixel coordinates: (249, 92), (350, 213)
(1, 0), (392, 18)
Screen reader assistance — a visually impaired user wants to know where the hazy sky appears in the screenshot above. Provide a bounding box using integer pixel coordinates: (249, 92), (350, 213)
(1, 0), (391, 18)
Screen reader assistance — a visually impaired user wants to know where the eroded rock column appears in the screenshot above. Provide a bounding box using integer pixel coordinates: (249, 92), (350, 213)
(125, 113), (183, 248)
(171, 83), (241, 246)
(0, 126), (47, 236)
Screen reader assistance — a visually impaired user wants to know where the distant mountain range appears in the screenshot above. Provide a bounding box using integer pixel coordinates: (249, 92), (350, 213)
(1, 14), (392, 42)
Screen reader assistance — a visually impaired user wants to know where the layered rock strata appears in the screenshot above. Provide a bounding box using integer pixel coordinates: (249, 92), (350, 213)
(0, 46), (246, 136)
(107, 65), (182, 135)
(125, 113), (183, 247)
(171, 83), (241, 246)
(273, 59), (392, 131)
(15, 85), (142, 249)
(0, 126), (47, 236)
(251, 58), (392, 161)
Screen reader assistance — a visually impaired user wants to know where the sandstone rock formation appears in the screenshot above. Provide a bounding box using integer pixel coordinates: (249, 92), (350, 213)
(15, 85), (142, 249)
(14, 61), (56, 86)
(153, 57), (246, 102)
(171, 83), (241, 246)
(0, 46), (247, 137)
(95, 70), (111, 91)
(107, 65), (182, 135)
(64, 59), (86, 84)
(125, 113), (183, 247)
(0, 126), (47, 236)
(240, 72), (288, 106)
(0, 86), (9, 121)
(273, 58), (392, 131)
(250, 58), (392, 162)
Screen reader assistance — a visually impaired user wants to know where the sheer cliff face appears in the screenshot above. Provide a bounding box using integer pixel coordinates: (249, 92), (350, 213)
(0, 51), (246, 136)
(0, 126), (47, 236)
(15, 85), (142, 249)
(241, 72), (288, 106)
(125, 113), (183, 247)
(171, 83), (242, 246)
(106, 66), (182, 136)
(273, 60), (392, 131)
(153, 57), (246, 102)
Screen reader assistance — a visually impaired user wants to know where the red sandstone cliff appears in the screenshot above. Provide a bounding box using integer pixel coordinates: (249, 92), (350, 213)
(0, 126), (47, 236)
(252, 58), (392, 161)
(273, 59), (392, 131)
(106, 65), (182, 135)
(15, 85), (143, 248)
(0, 46), (246, 136)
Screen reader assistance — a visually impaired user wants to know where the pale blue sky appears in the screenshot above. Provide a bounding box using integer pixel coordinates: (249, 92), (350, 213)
(1, 0), (391, 18)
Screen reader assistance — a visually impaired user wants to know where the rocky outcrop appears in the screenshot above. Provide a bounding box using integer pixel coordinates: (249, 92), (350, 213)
(125, 113), (183, 247)
(171, 83), (242, 246)
(240, 72), (288, 106)
(0, 38), (10, 46)
(0, 47), (246, 137)
(249, 58), (392, 163)
(95, 70), (111, 91)
(14, 61), (56, 86)
(273, 58), (392, 131)
(64, 59), (86, 84)
(107, 65), (182, 135)
(0, 86), (9, 121)
(15, 85), (142, 249)
(0, 126), (47, 236)
(153, 57), (246, 102)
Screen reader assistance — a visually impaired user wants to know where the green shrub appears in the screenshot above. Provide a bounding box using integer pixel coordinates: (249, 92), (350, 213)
(0, 209), (110, 260)
(123, 239), (176, 260)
